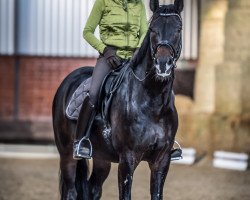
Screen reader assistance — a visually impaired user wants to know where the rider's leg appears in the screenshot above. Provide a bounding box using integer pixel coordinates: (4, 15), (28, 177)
(88, 56), (112, 106)
(73, 56), (111, 160)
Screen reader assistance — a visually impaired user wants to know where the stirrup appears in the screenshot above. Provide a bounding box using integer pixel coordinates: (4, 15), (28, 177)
(171, 141), (183, 161)
(74, 137), (93, 160)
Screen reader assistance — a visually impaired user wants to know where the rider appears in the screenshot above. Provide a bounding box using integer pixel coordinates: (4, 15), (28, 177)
(73, 0), (148, 159)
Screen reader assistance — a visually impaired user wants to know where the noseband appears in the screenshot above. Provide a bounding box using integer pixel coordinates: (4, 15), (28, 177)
(152, 13), (183, 67)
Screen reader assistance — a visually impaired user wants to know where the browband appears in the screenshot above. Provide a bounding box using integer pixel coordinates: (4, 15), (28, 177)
(159, 13), (182, 23)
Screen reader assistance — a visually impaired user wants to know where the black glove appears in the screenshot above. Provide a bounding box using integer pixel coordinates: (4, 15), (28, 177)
(103, 46), (121, 69)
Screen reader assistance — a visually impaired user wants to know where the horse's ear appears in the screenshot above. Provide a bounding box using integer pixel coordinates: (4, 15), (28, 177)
(150, 0), (159, 12)
(174, 0), (184, 13)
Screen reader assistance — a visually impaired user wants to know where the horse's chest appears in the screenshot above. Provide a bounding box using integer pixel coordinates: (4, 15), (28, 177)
(111, 87), (172, 150)
(123, 117), (169, 149)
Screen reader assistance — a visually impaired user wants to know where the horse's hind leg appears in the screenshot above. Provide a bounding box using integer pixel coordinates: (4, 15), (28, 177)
(89, 159), (111, 200)
(60, 155), (77, 200)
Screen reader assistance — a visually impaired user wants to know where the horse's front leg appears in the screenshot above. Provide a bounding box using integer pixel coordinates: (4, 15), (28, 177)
(148, 151), (171, 200)
(118, 151), (139, 200)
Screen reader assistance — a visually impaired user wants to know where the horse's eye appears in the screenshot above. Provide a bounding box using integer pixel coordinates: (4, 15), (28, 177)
(151, 30), (158, 35)
(150, 31), (158, 40)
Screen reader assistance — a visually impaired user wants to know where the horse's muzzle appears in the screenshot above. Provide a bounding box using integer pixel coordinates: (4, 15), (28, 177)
(155, 56), (174, 78)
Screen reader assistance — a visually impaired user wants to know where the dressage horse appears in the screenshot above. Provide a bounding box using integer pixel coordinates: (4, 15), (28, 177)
(52, 0), (183, 199)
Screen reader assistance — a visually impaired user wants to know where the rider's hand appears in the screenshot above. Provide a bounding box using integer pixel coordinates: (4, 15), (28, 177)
(103, 46), (121, 69)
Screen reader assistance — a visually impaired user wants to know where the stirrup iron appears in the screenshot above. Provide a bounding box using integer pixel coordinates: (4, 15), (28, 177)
(171, 141), (183, 161)
(74, 137), (93, 160)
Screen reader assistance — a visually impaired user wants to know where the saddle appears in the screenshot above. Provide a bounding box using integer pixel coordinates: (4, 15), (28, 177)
(66, 61), (130, 123)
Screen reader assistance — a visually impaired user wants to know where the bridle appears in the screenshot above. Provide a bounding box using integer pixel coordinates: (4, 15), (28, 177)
(131, 12), (183, 82)
(151, 13), (183, 68)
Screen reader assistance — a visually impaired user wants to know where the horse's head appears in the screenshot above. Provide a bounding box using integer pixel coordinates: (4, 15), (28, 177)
(149, 0), (183, 79)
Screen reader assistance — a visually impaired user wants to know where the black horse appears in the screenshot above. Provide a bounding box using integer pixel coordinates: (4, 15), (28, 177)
(53, 0), (183, 199)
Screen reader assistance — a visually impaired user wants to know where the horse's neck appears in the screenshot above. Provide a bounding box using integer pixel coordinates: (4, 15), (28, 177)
(132, 48), (153, 78)
(130, 49), (174, 109)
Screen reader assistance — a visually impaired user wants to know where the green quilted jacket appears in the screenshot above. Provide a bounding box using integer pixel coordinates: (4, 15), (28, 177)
(83, 0), (148, 59)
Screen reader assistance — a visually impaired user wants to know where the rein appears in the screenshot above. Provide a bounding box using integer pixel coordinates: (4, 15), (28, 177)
(131, 67), (154, 82)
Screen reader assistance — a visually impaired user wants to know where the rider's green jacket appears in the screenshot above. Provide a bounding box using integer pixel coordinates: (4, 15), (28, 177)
(83, 0), (148, 59)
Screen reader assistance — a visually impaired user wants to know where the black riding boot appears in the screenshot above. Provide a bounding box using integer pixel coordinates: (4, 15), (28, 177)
(73, 96), (96, 160)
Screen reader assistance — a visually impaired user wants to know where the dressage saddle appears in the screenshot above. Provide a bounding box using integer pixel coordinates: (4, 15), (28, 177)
(66, 61), (130, 123)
